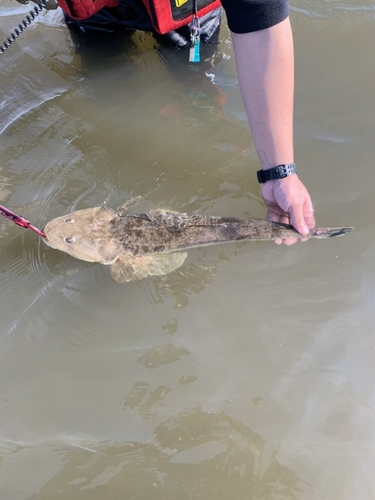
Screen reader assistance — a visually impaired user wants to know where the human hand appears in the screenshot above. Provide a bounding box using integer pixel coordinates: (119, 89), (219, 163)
(261, 174), (316, 245)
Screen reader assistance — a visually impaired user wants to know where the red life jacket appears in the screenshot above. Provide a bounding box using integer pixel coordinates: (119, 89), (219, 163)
(142, 0), (222, 34)
(58, 0), (221, 33)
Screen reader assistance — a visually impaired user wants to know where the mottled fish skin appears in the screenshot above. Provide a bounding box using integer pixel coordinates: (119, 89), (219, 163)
(42, 207), (352, 282)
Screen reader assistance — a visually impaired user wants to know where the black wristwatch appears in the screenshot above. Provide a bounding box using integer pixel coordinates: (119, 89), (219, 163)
(257, 163), (296, 183)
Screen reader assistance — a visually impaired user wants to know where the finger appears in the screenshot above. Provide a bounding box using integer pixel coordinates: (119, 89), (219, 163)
(269, 211), (293, 244)
(279, 215), (290, 225)
(282, 234), (310, 245)
(266, 209), (280, 223)
(267, 206), (291, 224)
(282, 237), (299, 246)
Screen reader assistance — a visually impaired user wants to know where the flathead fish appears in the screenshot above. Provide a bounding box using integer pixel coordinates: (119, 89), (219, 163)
(42, 207), (352, 283)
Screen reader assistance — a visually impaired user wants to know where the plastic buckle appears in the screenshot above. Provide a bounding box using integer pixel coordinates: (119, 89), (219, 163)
(189, 16), (200, 63)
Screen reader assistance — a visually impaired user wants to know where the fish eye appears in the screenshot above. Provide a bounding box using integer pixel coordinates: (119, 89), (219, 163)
(65, 237), (76, 243)
(65, 218), (75, 223)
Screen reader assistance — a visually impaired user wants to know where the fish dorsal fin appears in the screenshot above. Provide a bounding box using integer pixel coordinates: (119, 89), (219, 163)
(109, 252), (187, 283)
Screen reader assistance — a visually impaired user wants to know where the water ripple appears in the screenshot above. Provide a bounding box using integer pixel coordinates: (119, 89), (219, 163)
(291, 0), (375, 18)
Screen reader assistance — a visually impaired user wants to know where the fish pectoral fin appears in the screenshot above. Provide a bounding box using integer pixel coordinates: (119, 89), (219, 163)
(116, 196), (143, 215)
(109, 252), (187, 283)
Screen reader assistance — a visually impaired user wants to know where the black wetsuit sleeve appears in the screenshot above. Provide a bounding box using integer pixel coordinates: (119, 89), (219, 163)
(220, 0), (290, 34)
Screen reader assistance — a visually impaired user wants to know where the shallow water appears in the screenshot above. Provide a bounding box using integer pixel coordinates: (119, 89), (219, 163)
(0, 1), (374, 498)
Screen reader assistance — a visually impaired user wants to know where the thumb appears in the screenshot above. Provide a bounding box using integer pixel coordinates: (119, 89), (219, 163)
(289, 204), (310, 235)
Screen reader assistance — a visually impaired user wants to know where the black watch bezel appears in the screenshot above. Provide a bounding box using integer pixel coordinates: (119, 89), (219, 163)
(257, 163), (296, 183)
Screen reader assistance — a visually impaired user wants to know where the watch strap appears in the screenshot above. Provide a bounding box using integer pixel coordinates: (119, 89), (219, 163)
(257, 163), (296, 183)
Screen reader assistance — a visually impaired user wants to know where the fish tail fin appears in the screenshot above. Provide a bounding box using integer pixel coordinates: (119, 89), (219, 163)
(312, 227), (353, 238)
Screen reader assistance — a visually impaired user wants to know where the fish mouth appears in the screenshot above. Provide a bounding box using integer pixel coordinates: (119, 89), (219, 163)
(40, 225), (56, 248)
(42, 239), (57, 249)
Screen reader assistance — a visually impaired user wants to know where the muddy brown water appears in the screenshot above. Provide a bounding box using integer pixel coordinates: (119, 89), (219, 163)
(0, 1), (374, 498)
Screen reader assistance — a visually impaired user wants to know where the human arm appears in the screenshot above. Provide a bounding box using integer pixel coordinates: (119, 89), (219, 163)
(220, 2), (315, 244)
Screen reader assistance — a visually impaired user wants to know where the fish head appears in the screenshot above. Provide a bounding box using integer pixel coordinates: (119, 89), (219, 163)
(42, 206), (121, 264)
